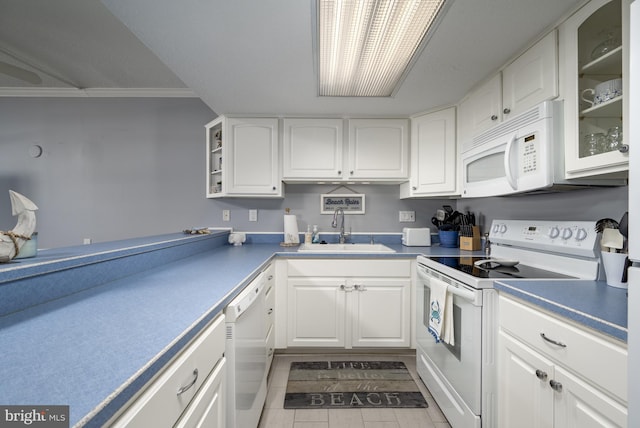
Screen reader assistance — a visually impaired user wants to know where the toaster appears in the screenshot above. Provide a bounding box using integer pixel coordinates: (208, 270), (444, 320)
(402, 227), (431, 246)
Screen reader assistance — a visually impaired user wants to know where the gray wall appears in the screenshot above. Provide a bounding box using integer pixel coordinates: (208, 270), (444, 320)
(0, 97), (629, 249)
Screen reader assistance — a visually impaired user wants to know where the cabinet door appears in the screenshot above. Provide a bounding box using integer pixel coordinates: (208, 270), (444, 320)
(502, 30), (559, 119)
(225, 118), (281, 196)
(404, 107), (457, 197)
(457, 74), (502, 150)
(175, 358), (226, 428)
(205, 117), (224, 198)
(282, 118), (344, 180)
(553, 366), (627, 428)
(560, 0), (628, 178)
(287, 278), (346, 347)
(350, 278), (410, 347)
(348, 119), (409, 180)
(498, 331), (554, 428)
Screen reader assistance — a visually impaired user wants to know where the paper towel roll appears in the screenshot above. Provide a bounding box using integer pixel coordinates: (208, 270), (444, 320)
(284, 214), (300, 244)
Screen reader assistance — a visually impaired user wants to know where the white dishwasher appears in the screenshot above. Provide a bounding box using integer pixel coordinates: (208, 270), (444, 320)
(225, 271), (268, 428)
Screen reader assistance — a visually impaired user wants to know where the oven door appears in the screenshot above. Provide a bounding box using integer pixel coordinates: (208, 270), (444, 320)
(416, 264), (483, 417)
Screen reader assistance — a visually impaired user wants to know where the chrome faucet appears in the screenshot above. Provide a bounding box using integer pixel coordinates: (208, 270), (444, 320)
(332, 208), (350, 243)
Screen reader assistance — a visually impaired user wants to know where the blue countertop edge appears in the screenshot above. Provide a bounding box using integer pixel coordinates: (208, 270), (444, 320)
(1, 231), (626, 427)
(0, 232), (444, 427)
(494, 279), (628, 343)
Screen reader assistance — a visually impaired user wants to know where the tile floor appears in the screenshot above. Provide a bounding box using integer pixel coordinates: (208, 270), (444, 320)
(258, 351), (452, 428)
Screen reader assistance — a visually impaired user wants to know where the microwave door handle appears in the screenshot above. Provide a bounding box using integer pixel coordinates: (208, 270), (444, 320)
(504, 133), (518, 190)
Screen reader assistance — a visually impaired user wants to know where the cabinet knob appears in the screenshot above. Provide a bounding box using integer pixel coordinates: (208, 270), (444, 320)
(412, 186), (417, 191)
(491, 115), (498, 121)
(503, 108), (511, 114)
(350, 170), (354, 175)
(549, 379), (563, 392)
(619, 144), (629, 153)
(337, 170), (342, 175)
(535, 369), (548, 380)
(272, 186), (276, 191)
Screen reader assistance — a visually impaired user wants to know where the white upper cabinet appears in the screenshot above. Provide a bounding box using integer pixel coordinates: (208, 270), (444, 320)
(282, 118), (409, 182)
(400, 107), (457, 198)
(347, 119), (409, 180)
(503, 30), (559, 118)
(282, 118), (344, 180)
(206, 116), (281, 198)
(458, 30), (558, 149)
(560, 0), (628, 178)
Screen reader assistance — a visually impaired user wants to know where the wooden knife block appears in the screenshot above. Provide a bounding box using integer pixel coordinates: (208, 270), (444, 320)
(459, 226), (481, 251)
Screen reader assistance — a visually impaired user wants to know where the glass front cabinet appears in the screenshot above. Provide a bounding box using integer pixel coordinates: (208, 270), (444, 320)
(560, 0), (629, 179)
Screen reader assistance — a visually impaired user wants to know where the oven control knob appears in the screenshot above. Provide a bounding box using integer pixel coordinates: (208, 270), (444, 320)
(575, 228), (588, 241)
(499, 224), (507, 234)
(561, 228), (573, 240)
(549, 226), (560, 239)
(492, 224), (500, 234)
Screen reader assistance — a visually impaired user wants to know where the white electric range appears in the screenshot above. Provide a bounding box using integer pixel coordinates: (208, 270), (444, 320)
(416, 219), (601, 428)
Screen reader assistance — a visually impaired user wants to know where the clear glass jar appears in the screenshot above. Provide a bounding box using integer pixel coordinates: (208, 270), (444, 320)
(582, 133), (605, 157)
(604, 126), (623, 152)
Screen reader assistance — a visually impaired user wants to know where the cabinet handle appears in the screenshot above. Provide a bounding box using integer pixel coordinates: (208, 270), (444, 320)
(491, 115), (498, 121)
(353, 284), (366, 291)
(503, 108), (511, 114)
(549, 379), (563, 392)
(540, 332), (567, 348)
(268, 275), (273, 281)
(535, 369), (548, 380)
(412, 186), (417, 190)
(619, 144), (629, 153)
(177, 368), (199, 395)
(340, 284), (353, 292)
(268, 348), (274, 357)
(267, 308), (273, 315)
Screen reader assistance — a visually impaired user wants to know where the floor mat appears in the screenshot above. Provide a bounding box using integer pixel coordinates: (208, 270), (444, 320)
(283, 360), (428, 409)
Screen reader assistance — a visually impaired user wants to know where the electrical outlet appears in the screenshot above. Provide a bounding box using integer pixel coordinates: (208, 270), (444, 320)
(223, 210), (230, 222)
(249, 209), (258, 222)
(83, 238), (92, 245)
(399, 211), (416, 222)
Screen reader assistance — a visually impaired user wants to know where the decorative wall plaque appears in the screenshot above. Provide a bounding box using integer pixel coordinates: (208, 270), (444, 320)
(320, 193), (365, 214)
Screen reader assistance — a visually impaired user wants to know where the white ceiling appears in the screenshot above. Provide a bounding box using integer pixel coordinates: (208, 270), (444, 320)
(2, 0), (585, 116)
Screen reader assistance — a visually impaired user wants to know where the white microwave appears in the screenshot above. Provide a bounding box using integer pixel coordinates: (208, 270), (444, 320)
(461, 101), (564, 198)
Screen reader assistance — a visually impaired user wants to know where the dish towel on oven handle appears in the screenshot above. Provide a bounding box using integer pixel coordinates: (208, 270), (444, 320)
(428, 276), (454, 345)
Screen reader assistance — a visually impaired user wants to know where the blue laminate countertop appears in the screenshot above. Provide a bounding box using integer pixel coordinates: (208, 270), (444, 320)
(494, 279), (628, 343)
(0, 232), (452, 427)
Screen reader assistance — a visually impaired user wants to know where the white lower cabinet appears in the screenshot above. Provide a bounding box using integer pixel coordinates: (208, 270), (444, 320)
(498, 295), (627, 428)
(286, 259), (411, 348)
(112, 314), (226, 427)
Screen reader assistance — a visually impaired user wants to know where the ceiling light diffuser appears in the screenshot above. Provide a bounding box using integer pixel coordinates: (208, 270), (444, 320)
(317, 0), (448, 97)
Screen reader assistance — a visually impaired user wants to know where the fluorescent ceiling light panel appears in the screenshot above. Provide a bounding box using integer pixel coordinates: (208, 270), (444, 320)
(318, 0), (447, 97)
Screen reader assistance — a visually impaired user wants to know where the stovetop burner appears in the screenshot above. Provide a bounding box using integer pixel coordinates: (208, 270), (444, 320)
(425, 256), (575, 279)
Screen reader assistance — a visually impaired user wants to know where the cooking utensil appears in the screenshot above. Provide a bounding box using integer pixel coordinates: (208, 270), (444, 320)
(595, 218), (619, 233)
(601, 228), (624, 252)
(442, 205), (453, 214)
(473, 259), (520, 268)
(436, 209), (447, 221)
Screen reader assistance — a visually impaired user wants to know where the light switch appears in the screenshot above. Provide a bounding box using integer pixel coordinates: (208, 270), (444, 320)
(223, 210), (230, 222)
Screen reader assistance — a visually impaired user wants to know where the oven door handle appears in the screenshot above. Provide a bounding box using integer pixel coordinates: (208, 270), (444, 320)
(417, 268), (477, 303)
(504, 133), (518, 190)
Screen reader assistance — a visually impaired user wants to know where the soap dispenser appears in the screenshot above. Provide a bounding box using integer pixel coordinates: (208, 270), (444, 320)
(312, 225), (320, 243)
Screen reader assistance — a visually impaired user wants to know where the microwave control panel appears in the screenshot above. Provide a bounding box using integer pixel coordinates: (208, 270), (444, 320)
(521, 132), (539, 175)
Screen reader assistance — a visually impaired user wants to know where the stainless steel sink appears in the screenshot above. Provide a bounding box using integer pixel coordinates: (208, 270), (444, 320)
(297, 243), (396, 253)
